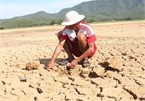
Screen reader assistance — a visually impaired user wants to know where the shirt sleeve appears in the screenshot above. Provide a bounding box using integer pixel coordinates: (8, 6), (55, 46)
(79, 24), (96, 43)
(60, 34), (68, 40)
(87, 34), (97, 43)
(60, 27), (68, 40)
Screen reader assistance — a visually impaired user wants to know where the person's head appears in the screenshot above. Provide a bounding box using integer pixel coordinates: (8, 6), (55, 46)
(61, 11), (85, 29)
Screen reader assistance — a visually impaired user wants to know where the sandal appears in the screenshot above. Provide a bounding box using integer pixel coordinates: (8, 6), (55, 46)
(81, 59), (90, 67)
(58, 59), (71, 66)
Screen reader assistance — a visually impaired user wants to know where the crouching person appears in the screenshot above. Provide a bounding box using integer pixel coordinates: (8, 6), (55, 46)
(46, 10), (97, 71)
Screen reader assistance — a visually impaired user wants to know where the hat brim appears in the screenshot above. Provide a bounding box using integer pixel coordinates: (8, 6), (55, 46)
(61, 15), (85, 26)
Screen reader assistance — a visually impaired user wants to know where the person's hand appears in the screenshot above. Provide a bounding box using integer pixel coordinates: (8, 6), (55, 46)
(46, 62), (54, 71)
(69, 58), (78, 68)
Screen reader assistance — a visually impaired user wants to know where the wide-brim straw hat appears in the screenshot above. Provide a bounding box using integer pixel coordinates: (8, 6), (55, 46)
(61, 11), (85, 26)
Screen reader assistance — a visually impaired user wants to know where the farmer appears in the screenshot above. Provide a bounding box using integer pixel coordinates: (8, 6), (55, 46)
(46, 10), (97, 70)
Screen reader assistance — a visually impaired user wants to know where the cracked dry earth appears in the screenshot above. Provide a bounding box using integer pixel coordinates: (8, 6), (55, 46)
(0, 21), (145, 101)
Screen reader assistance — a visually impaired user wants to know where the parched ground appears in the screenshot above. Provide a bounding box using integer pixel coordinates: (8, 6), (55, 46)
(0, 21), (145, 101)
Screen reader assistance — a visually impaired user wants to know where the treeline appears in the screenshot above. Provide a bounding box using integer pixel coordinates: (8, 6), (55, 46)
(0, 19), (63, 29)
(0, 17), (142, 29)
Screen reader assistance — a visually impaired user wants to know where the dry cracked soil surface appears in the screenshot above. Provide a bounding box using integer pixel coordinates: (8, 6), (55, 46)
(0, 21), (145, 101)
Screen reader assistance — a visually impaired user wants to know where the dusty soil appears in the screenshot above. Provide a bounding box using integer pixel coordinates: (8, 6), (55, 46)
(0, 21), (145, 101)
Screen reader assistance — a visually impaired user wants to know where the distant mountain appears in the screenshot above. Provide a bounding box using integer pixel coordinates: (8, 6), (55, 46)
(57, 0), (145, 20)
(0, 0), (145, 29)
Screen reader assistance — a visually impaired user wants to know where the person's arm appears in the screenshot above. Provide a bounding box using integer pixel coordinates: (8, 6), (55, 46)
(46, 39), (66, 70)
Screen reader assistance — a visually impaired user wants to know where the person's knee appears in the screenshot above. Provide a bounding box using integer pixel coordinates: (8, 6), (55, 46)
(77, 33), (86, 41)
(77, 33), (88, 52)
(57, 31), (62, 40)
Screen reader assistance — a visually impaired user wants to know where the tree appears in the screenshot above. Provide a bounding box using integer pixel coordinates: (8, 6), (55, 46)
(50, 20), (56, 25)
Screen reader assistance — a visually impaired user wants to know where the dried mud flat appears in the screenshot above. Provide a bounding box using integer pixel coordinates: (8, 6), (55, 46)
(0, 21), (145, 101)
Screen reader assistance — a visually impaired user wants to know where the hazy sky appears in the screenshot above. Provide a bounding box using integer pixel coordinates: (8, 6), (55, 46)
(0, 0), (91, 19)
